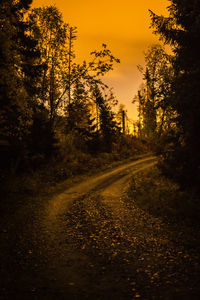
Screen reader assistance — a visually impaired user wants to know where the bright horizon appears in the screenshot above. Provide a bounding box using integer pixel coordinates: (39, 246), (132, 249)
(33, 0), (169, 120)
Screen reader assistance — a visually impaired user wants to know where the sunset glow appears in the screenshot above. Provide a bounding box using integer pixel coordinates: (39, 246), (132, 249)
(33, 0), (169, 119)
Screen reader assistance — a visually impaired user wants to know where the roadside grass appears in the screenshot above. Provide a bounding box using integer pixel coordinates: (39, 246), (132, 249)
(2, 152), (150, 196)
(127, 166), (200, 224)
(0, 152), (151, 221)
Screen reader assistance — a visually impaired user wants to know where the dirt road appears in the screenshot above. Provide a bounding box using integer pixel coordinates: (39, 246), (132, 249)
(1, 156), (199, 299)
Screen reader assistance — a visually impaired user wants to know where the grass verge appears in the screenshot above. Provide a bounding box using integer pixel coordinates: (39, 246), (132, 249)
(127, 166), (200, 225)
(0, 152), (151, 221)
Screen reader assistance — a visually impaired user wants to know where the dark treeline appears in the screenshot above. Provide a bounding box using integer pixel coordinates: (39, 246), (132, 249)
(0, 0), (145, 191)
(3, 0), (199, 196)
(134, 0), (200, 193)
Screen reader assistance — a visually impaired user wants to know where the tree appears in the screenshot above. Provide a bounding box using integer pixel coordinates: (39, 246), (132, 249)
(136, 45), (173, 142)
(64, 43), (120, 125)
(66, 78), (95, 138)
(116, 104), (128, 134)
(27, 6), (69, 129)
(92, 86), (119, 152)
(150, 0), (200, 189)
(0, 0), (42, 164)
(67, 27), (77, 107)
(28, 6), (120, 130)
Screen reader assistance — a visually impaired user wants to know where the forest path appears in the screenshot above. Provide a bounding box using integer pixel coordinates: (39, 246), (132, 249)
(1, 156), (199, 299)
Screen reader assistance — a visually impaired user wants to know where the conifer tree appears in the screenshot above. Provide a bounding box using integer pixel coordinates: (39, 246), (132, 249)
(150, 0), (200, 188)
(0, 0), (41, 145)
(93, 86), (119, 152)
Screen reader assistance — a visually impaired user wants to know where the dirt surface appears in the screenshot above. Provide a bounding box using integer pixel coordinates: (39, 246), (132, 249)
(1, 156), (199, 299)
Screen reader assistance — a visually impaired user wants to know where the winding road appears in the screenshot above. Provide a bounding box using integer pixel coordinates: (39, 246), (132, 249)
(1, 156), (199, 299)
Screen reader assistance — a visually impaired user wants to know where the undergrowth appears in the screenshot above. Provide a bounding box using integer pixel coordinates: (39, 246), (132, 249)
(127, 166), (200, 224)
(0, 150), (151, 218)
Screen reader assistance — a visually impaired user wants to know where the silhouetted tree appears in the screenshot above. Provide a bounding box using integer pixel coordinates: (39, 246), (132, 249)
(0, 0), (42, 169)
(66, 79), (95, 139)
(150, 1), (200, 189)
(92, 86), (119, 152)
(136, 45), (173, 143)
(0, 2), (123, 179)
(116, 104), (128, 134)
(27, 6), (69, 128)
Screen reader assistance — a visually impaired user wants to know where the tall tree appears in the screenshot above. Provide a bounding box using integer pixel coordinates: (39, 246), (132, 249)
(0, 0), (41, 146)
(150, 0), (200, 188)
(28, 7), (120, 129)
(116, 104), (128, 134)
(26, 5), (120, 158)
(67, 27), (77, 107)
(27, 6), (68, 129)
(66, 78), (95, 136)
(136, 45), (173, 141)
(93, 86), (119, 152)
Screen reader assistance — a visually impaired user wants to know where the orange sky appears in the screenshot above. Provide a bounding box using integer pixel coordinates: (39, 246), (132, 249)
(33, 0), (169, 120)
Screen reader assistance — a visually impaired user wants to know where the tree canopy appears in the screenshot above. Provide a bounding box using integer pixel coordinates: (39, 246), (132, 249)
(150, 0), (200, 189)
(0, 2), (127, 173)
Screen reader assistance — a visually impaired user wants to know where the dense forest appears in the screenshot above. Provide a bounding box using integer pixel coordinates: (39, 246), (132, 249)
(134, 0), (200, 194)
(0, 0), (148, 194)
(1, 1), (200, 299)
(1, 0), (200, 195)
